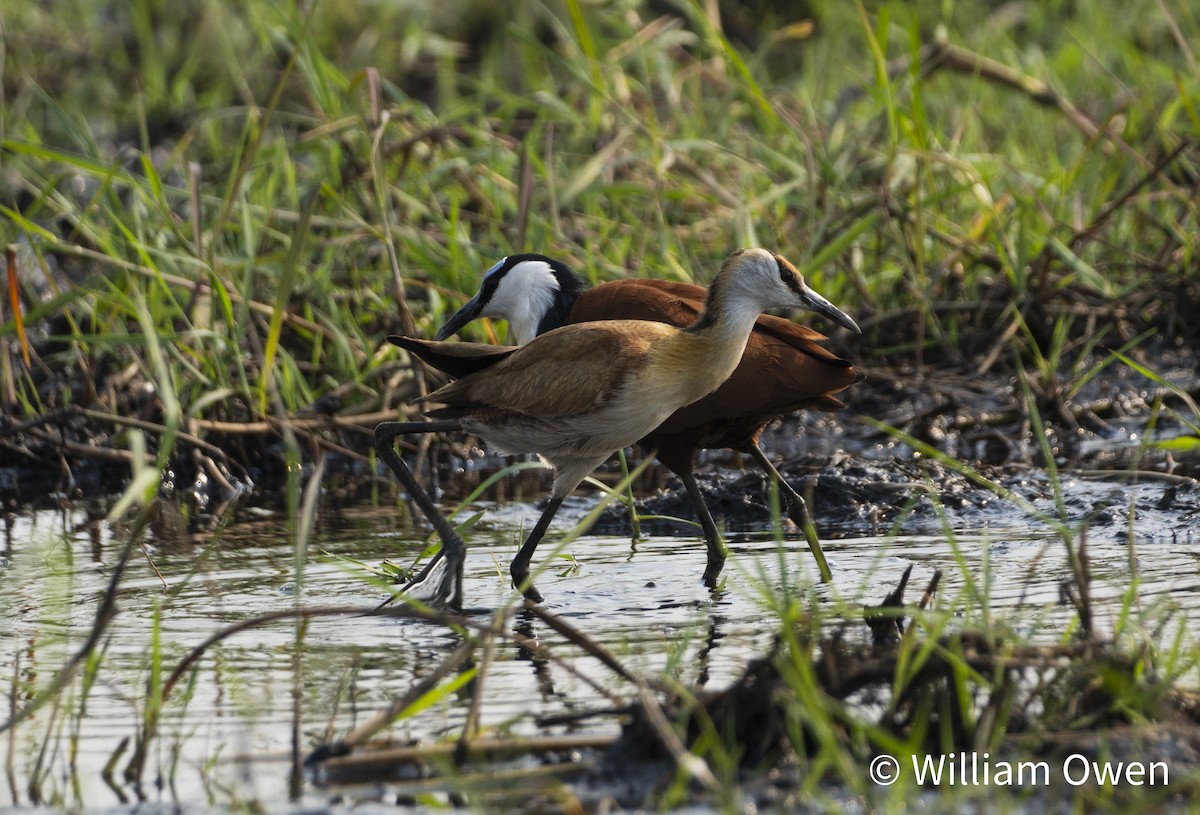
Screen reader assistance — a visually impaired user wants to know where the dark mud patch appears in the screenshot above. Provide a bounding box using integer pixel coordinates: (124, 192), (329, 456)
(591, 454), (1199, 544)
(582, 347), (1200, 545)
(2, 336), (1197, 517)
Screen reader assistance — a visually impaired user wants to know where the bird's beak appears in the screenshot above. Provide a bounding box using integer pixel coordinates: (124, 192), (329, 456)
(434, 293), (484, 341)
(800, 285), (861, 334)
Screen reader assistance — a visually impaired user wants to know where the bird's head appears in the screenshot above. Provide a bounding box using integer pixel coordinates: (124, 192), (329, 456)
(434, 254), (587, 344)
(711, 247), (861, 334)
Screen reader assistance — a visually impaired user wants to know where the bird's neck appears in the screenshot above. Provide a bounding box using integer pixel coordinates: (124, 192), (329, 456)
(534, 280), (587, 339)
(506, 305), (547, 346)
(667, 274), (766, 400)
(502, 283), (566, 345)
(688, 265), (769, 342)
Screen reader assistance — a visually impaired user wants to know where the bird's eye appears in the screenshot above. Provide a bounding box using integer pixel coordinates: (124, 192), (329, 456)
(775, 256), (790, 284)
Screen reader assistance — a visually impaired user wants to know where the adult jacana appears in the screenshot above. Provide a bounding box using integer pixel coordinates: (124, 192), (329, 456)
(434, 253), (861, 586)
(376, 248), (860, 609)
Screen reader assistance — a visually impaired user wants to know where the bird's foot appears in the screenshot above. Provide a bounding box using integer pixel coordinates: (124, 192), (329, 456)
(702, 555), (727, 588)
(396, 548), (464, 612)
(510, 561), (544, 604)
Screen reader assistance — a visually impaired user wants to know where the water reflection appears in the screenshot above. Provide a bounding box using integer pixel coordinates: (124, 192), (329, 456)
(0, 495), (1196, 810)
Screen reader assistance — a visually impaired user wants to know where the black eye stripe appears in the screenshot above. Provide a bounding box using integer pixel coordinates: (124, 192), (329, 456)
(480, 268), (505, 300)
(773, 254), (807, 297)
(480, 255), (533, 299)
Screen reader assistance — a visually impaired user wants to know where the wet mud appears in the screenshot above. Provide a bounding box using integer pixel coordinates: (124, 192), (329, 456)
(591, 452), (1198, 543)
(583, 347), (1200, 545)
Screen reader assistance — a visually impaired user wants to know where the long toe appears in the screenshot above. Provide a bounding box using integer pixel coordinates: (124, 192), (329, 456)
(401, 549), (463, 611)
(702, 554), (726, 588)
(510, 561), (544, 604)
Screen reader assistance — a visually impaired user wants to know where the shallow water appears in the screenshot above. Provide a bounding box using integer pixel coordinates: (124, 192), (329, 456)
(0, 476), (1197, 812)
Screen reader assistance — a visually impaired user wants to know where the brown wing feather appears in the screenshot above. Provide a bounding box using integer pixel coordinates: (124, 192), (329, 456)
(570, 279), (704, 326)
(426, 320), (674, 417)
(752, 312), (835, 344)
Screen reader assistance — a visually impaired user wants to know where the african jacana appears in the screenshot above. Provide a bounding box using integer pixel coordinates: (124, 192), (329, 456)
(434, 253), (861, 586)
(376, 248), (860, 609)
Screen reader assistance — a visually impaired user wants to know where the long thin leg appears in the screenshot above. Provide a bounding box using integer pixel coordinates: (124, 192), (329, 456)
(749, 444), (833, 583)
(680, 472), (728, 587)
(509, 496), (564, 604)
(375, 420), (467, 611)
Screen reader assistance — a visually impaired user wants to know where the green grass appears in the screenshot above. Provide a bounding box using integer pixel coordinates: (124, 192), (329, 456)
(2, 1), (1195, 466)
(1, 0), (1199, 810)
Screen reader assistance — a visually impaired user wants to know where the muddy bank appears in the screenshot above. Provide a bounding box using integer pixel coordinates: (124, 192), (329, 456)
(570, 339), (1200, 540)
(588, 450), (1199, 544)
(0, 333), (1197, 527)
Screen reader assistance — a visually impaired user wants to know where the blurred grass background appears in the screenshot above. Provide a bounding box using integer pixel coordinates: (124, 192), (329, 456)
(0, 0), (1197, 492)
(2, 5), (1199, 808)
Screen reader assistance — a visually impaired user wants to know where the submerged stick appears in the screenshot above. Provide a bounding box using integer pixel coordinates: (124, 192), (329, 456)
(319, 734), (614, 769)
(318, 746), (596, 789)
(455, 612), (507, 765)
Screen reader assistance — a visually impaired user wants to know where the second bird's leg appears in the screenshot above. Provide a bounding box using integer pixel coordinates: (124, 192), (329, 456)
(509, 496), (565, 604)
(749, 444), (833, 583)
(680, 471), (728, 588)
(375, 420), (468, 611)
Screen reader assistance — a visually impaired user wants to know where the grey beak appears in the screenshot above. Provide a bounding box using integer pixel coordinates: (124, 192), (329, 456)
(434, 293), (484, 341)
(801, 286), (861, 334)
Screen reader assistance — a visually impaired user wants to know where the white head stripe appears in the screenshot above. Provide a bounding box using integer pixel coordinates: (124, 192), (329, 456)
(481, 259), (561, 345)
(483, 257), (507, 279)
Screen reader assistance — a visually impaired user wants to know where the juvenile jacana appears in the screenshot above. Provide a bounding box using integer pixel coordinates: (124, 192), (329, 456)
(434, 253), (861, 585)
(376, 248), (860, 609)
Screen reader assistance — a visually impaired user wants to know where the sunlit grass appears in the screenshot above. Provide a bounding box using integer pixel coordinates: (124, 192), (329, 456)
(1, 0), (1198, 811)
(2, 3), (1194, 460)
